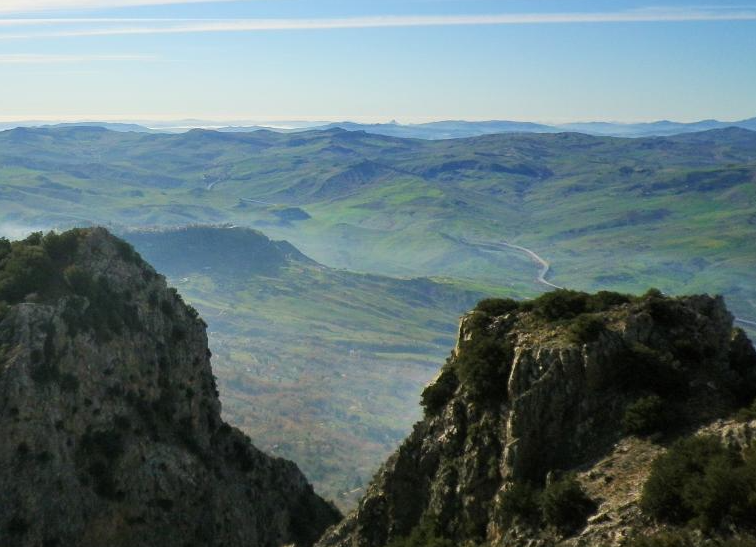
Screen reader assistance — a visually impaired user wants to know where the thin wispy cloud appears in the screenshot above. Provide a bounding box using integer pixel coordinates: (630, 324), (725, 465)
(1, 8), (755, 40)
(0, 53), (153, 63)
(0, 0), (235, 14)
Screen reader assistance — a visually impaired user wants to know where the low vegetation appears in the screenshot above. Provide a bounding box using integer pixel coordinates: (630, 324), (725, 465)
(623, 395), (669, 436)
(422, 289), (698, 414)
(497, 475), (595, 533)
(624, 531), (756, 547)
(641, 435), (756, 531)
(0, 230), (144, 344)
(384, 518), (455, 547)
(540, 474), (596, 532)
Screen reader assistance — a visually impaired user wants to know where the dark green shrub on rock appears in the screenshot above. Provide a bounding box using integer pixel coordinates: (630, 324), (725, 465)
(623, 530), (695, 547)
(385, 517), (455, 547)
(497, 481), (541, 527)
(567, 314), (606, 344)
(0, 244), (55, 302)
(455, 336), (512, 400)
(623, 395), (669, 435)
(641, 435), (756, 530)
(541, 474), (595, 532)
(475, 298), (520, 317)
(421, 366), (459, 415)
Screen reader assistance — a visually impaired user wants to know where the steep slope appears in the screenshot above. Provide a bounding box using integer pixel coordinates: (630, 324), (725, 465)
(0, 228), (340, 547)
(316, 290), (756, 547)
(120, 225), (488, 509)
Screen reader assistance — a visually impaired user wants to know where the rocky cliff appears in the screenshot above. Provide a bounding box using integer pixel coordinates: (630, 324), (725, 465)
(0, 228), (340, 547)
(316, 290), (756, 547)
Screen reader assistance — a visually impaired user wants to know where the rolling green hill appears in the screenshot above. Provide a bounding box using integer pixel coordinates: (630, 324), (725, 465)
(2, 126), (756, 505)
(2, 125), (755, 323)
(120, 226), (488, 509)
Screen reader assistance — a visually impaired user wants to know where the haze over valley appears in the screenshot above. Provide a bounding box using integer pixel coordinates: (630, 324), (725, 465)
(2, 1), (756, 545)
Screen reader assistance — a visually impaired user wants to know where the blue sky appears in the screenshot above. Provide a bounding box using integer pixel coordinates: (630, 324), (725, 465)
(1, 0), (755, 123)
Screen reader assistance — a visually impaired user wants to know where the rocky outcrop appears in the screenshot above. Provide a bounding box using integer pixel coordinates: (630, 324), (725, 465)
(316, 291), (756, 547)
(0, 228), (340, 547)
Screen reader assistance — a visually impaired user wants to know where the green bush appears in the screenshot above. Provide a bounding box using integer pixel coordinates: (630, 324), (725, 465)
(624, 531), (756, 547)
(623, 395), (669, 435)
(497, 481), (541, 527)
(0, 244), (55, 302)
(531, 290), (591, 321)
(42, 230), (81, 262)
(567, 314), (606, 344)
(475, 298), (520, 317)
(454, 336), (512, 400)
(623, 530), (694, 547)
(604, 343), (683, 397)
(527, 289), (633, 322)
(736, 399), (756, 422)
(585, 290), (633, 312)
(0, 238), (11, 261)
(63, 265), (93, 295)
(541, 474), (595, 532)
(385, 517), (455, 547)
(78, 429), (126, 500)
(421, 366), (459, 414)
(641, 436), (756, 530)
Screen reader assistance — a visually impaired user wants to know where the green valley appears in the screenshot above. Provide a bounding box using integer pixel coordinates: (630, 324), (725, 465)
(2, 125), (756, 507)
(120, 226), (487, 508)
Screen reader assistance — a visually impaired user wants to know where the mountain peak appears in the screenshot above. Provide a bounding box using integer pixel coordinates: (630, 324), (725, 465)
(317, 289), (756, 547)
(0, 228), (340, 547)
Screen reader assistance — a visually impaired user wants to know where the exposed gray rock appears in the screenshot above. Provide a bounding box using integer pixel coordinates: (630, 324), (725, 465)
(0, 228), (340, 547)
(316, 293), (756, 547)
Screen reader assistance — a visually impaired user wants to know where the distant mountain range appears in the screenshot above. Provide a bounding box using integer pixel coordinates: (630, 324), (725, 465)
(1, 123), (755, 511)
(2, 117), (755, 139)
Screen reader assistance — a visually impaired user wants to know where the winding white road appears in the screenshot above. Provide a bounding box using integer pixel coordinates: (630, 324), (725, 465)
(464, 239), (563, 290)
(465, 238), (756, 329)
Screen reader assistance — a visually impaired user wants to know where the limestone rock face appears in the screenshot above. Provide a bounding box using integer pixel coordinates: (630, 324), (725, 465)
(316, 293), (756, 547)
(0, 228), (340, 547)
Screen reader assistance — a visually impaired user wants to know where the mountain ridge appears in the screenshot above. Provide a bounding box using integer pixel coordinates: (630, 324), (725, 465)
(0, 228), (341, 547)
(316, 290), (756, 547)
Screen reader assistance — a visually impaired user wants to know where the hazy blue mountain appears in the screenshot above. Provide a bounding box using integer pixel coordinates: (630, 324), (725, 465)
(1, 125), (755, 333)
(560, 117), (756, 137)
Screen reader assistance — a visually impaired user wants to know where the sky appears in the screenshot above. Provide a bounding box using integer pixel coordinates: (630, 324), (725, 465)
(0, 0), (755, 124)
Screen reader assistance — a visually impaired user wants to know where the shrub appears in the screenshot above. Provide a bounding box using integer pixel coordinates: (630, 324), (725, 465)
(421, 366), (459, 414)
(566, 314), (606, 344)
(541, 474), (595, 532)
(498, 481), (541, 527)
(0, 243), (55, 302)
(42, 230), (80, 262)
(385, 517), (455, 547)
(0, 237), (11, 260)
(606, 343), (683, 397)
(625, 531), (756, 547)
(455, 336), (512, 400)
(643, 290), (680, 325)
(623, 530), (694, 547)
(526, 289), (634, 323)
(585, 290), (633, 312)
(63, 265), (93, 295)
(78, 429), (126, 500)
(475, 298), (520, 317)
(640, 435), (756, 529)
(531, 290), (591, 321)
(736, 399), (756, 422)
(113, 239), (140, 264)
(623, 395), (669, 435)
